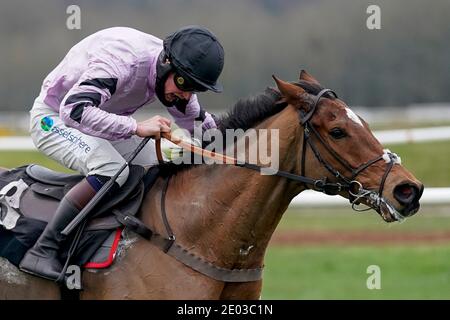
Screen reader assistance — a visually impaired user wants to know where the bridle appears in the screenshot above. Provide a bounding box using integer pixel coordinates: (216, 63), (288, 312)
(295, 89), (406, 218)
(238, 88), (404, 220)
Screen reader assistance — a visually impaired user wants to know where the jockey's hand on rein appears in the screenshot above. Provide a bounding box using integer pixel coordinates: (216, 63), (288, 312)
(136, 115), (171, 138)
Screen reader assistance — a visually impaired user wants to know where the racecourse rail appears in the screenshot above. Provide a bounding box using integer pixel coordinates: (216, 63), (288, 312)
(293, 188), (450, 207)
(1, 126), (449, 207)
(2, 126), (450, 150)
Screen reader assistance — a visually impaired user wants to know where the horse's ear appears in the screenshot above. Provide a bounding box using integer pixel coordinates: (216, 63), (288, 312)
(272, 75), (306, 105)
(299, 69), (321, 86)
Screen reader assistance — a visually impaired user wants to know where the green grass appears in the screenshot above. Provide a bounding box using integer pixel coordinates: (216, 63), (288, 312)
(262, 245), (450, 299)
(262, 206), (450, 299)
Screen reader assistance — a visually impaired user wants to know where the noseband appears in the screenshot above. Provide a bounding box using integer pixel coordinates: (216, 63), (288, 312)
(239, 88), (404, 220)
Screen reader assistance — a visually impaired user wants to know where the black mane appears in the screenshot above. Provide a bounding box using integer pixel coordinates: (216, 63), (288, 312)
(217, 80), (325, 134)
(217, 87), (284, 133)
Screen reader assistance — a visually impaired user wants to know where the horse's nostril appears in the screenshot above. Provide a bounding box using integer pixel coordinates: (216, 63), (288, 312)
(393, 183), (419, 205)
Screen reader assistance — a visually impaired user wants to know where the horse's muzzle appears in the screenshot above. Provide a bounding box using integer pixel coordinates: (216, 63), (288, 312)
(393, 182), (424, 217)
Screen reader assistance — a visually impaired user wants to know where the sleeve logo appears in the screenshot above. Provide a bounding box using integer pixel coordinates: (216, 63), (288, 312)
(40, 116), (54, 132)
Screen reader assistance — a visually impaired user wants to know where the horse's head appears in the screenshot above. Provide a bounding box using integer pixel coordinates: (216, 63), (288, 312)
(273, 70), (424, 222)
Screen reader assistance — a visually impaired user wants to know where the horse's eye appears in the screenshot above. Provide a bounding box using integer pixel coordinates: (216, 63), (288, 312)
(329, 128), (347, 139)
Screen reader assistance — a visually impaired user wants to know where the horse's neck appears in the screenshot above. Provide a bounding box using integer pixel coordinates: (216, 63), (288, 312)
(143, 106), (304, 268)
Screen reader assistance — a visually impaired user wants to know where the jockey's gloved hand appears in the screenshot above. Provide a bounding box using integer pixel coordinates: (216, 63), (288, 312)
(136, 115), (171, 138)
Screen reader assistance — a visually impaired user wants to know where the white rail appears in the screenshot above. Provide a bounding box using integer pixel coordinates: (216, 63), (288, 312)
(1, 126), (450, 150)
(290, 188), (450, 207)
(373, 126), (450, 144)
(0, 137), (35, 150)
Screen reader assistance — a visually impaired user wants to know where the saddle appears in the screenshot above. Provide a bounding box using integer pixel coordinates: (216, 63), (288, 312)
(0, 164), (159, 271)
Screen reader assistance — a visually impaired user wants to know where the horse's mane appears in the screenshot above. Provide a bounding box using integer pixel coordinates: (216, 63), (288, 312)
(217, 80), (325, 134)
(217, 87), (284, 133)
(159, 80), (326, 174)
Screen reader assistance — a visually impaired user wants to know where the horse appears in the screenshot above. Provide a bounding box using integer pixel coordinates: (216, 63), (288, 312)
(0, 70), (423, 299)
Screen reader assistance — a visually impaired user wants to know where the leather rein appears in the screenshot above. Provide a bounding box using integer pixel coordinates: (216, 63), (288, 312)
(144, 88), (403, 283)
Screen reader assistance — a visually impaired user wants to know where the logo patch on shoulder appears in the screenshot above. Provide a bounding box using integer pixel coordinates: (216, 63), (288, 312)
(40, 116), (54, 131)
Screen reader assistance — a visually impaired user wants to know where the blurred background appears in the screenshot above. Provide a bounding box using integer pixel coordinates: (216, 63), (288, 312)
(0, 0), (449, 299)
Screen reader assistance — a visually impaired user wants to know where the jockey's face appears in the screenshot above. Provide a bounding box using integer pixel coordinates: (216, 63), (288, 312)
(164, 73), (193, 103)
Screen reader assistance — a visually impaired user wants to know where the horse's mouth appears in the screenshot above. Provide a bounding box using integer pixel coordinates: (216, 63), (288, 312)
(350, 188), (420, 223)
(378, 202), (398, 222)
(377, 199), (420, 223)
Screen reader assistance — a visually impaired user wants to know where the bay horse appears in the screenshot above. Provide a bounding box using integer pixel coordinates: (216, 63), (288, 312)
(0, 70), (423, 299)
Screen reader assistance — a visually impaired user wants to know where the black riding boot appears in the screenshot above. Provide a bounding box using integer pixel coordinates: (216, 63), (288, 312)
(19, 178), (97, 280)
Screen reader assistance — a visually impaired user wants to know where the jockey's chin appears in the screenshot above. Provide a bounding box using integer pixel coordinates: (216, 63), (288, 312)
(165, 93), (178, 102)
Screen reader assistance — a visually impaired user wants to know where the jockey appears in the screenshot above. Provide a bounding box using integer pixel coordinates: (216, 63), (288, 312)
(19, 25), (224, 280)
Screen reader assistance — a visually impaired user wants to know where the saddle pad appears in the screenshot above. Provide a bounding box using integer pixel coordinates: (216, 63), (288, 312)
(84, 228), (122, 269)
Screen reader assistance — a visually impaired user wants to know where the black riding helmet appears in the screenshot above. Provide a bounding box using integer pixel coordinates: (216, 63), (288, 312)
(156, 26), (224, 107)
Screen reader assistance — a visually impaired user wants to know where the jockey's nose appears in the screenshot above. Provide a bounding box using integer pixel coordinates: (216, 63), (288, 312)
(393, 182), (424, 216)
(180, 91), (192, 100)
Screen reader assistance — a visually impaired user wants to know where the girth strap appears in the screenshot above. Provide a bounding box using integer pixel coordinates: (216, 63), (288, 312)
(105, 177), (262, 281)
(142, 175), (264, 282)
(149, 232), (264, 282)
